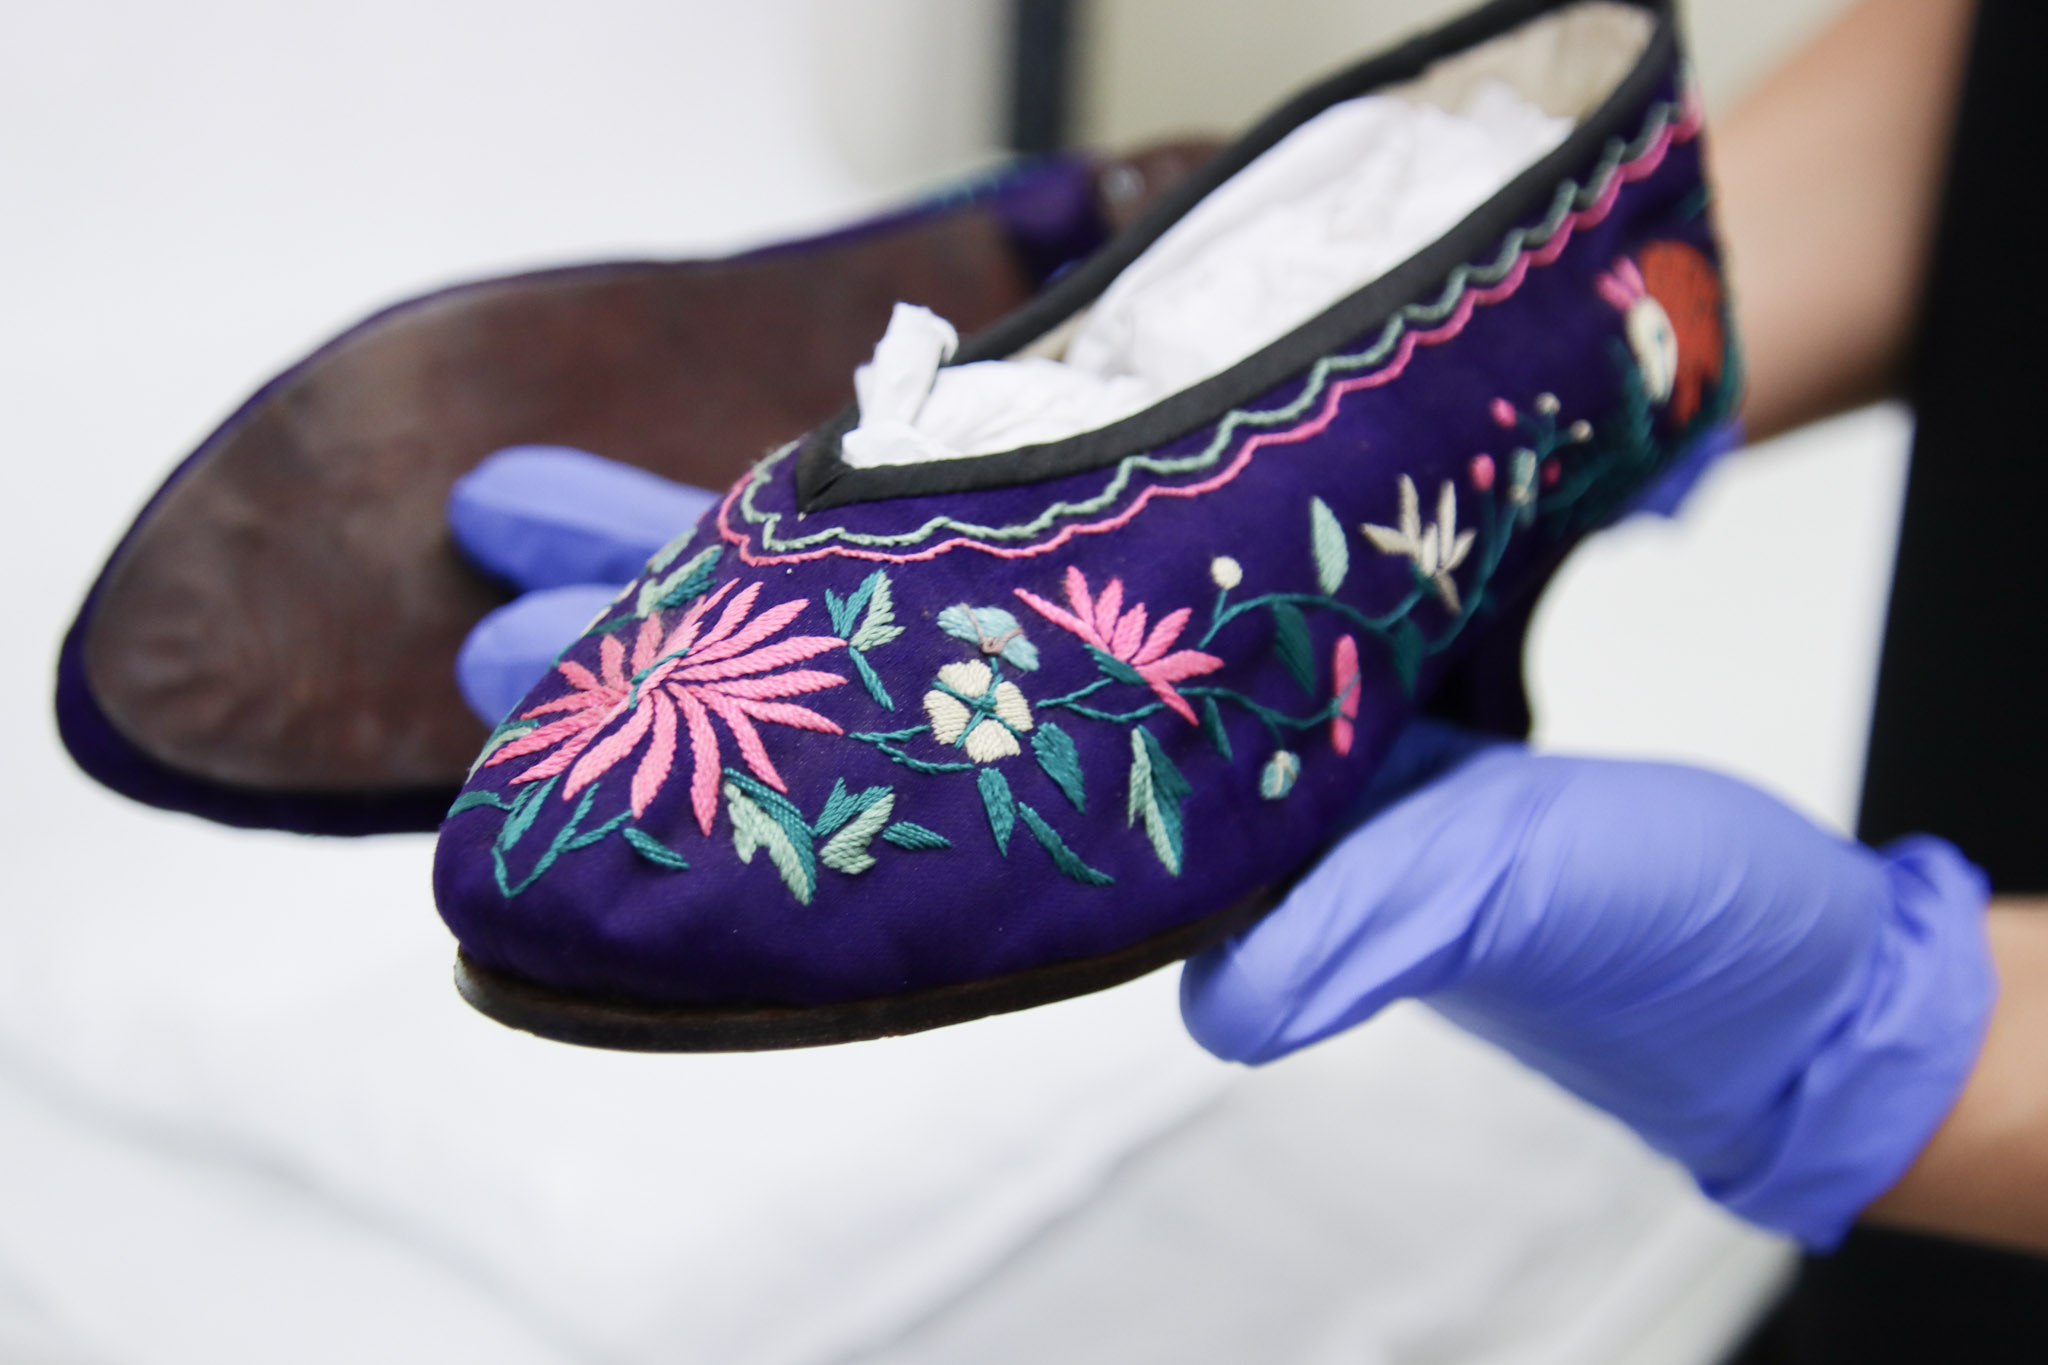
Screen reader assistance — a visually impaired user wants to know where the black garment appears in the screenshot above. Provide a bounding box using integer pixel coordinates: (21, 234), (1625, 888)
(1736, 2), (2048, 1361)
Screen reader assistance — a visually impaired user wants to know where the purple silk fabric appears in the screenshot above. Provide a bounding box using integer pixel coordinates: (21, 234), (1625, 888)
(435, 59), (1744, 1009)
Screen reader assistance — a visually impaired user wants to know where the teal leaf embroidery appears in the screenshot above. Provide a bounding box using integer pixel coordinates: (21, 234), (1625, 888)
(848, 571), (905, 652)
(882, 821), (951, 851)
(1200, 696), (1233, 761)
(1309, 497), (1349, 594)
(723, 771), (818, 904)
(1390, 618), (1424, 695)
(938, 604), (1040, 671)
(493, 780), (627, 897)
(978, 767), (1017, 854)
(622, 826), (690, 871)
(1271, 602), (1316, 694)
(1126, 727), (1192, 875)
(448, 788), (515, 819)
(1017, 803), (1114, 886)
(1260, 750), (1301, 800)
(827, 569), (904, 709)
(636, 544), (722, 617)
(849, 651), (895, 711)
(819, 790), (896, 875)
(1089, 647), (1146, 687)
(468, 719), (538, 778)
(645, 525), (700, 575)
(1031, 721), (1086, 811)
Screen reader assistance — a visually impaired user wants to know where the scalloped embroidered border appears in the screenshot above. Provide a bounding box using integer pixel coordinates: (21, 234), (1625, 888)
(723, 88), (1701, 567)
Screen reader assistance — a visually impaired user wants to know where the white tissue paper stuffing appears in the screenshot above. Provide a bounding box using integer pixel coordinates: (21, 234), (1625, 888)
(841, 81), (1572, 468)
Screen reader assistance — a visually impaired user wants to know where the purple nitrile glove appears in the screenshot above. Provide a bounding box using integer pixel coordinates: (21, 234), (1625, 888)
(448, 446), (720, 724)
(1182, 720), (1996, 1249)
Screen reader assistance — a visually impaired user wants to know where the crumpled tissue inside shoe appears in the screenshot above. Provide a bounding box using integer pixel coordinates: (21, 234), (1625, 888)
(842, 80), (1572, 467)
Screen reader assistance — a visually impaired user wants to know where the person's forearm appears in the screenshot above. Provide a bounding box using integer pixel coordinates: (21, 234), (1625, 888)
(1712, 0), (1975, 440)
(1864, 900), (2048, 1253)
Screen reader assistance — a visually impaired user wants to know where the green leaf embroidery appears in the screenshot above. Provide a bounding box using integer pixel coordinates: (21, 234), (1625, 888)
(636, 544), (722, 617)
(978, 767), (1017, 854)
(468, 719), (538, 778)
(496, 775), (555, 854)
(849, 650), (895, 711)
(1089, 647), (1146, 687)
(1309, 497), (1349, 594)
(1259, 750), (1301, 800)
(1017, 803), (1114, 886)
(1390, 618), (1424, 695)
(1200, 696), (1233, 761)
(810, 778), (863, 838)
(1271, 602), (1316, 694)
(1031, 721), (1086, 811)
(492, 781), (625, 897)
(447, 788), (515, 819)
(622, 826), (690, 871)
(819, 791), (895, 875)
(1126, 728), (1192, 875)
(882, 821), (951, 851)
(723, 773), (818, 904)
(847, 570), (904, 652)
(645, 526), (699, 575)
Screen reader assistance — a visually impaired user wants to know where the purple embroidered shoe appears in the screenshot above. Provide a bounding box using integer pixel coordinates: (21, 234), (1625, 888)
(439, 0), (1743, 1050)
(53, 142), (1215, 835)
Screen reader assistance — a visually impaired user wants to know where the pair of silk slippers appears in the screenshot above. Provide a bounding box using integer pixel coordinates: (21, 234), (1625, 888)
(61, 0), (1740, 1050)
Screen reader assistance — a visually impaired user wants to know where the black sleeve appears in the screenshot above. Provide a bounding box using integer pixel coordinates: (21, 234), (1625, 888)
(1856, 0), (2048, 891)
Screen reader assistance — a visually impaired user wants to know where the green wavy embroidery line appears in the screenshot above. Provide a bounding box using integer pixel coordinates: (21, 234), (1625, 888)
(736, 99), (1683, 556)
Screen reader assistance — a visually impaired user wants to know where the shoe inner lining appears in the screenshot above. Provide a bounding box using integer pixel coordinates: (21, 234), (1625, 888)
(841, 0), (1654, 468)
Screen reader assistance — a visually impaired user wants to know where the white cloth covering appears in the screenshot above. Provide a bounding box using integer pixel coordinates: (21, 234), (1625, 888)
(842, 82), (1571, 467)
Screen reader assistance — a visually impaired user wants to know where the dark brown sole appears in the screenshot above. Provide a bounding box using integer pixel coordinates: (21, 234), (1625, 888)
(453, 888), (1276, 1052)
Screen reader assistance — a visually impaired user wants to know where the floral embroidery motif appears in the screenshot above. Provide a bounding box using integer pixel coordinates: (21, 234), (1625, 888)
(1016, 568), (1223, 724)
(937, 604), (1041, 670)
(825, 569), (906, 708)
(484, 578), (847, 832)
(1361, 477), (1476, 612)
(1598, 241), (1725, 425)
(924, 660), (1035, 762)
(458, 150), (1740, 907)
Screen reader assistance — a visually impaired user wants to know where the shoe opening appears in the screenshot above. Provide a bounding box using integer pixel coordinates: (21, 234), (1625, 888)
(839, 1), (1656, 470)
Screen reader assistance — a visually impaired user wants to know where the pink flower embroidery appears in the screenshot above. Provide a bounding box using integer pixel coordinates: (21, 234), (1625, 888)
(1016, 566), (1223, 724)
(484, 580), (847, 835)
(1331, 634), (1361, 756)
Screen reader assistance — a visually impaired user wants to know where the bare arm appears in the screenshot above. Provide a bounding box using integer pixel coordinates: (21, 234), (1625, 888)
(1864, 902), (2048, 1254)
(1712, 0), (1975, 440)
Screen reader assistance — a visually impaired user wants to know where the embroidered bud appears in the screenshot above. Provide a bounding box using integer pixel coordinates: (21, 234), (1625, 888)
(1490, 397), (1517, 429)
(1469, 454), (1495, 493)
(1260, 750), (1302, 800)
(1541, 458), (1562, 487)
(1535, 392), (1560, 415)
(1509, 449), (1538, 503)
(1210, 556), (1243, 590)
(1568, 419), (1593, 442)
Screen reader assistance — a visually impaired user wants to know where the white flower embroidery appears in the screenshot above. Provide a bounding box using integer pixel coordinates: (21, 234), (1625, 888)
(923, 660), (1034, 762)
(1210, 555), (1243, 590)
(1361, 475), (1476, 612)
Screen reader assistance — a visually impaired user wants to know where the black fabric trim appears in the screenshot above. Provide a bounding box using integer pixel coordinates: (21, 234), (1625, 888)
(797, 0), (1675, 512)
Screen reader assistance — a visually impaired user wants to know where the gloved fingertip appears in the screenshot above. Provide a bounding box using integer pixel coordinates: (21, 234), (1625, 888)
(449, 446), (722, 590)
(1179, 944), (1290, 1065)
(457, 583), (626, 725)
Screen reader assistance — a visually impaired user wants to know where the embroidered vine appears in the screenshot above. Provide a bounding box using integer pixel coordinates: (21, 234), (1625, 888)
(453, 233), (1740, 905)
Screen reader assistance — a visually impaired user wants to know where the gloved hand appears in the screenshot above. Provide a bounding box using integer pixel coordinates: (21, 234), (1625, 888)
(447, 445), (720, 724)
(1182, 720), (1996, 1248)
